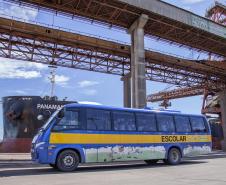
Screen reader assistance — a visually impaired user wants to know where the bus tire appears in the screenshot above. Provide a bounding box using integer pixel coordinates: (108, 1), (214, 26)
(145, 160), (158, 165)
(49, 163), (58, 169)
(166, 148), (181, 165)
(56, 150), (79, 172)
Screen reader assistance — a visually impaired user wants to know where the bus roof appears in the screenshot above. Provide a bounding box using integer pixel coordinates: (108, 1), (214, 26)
(65, 103), (204, 117)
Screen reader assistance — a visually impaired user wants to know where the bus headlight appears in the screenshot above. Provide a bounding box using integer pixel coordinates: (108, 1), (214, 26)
(48, 145), (57, 150)
(35, 142), (46, 150)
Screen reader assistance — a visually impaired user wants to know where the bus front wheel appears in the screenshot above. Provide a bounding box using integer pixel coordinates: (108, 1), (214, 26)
(56, 150), (79, 172)
(166, 148), (181, 165)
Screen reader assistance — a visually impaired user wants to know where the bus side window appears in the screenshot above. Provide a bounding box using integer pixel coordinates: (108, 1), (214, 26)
(190, 116), (207, 132)
(53, 109), (80, 131)
(174, 116), (191, 133)
(136, 113), (157, 132)
(113, 111), (136, 131)
(157, 114), (175, 132)
(86, 109), (111, 131)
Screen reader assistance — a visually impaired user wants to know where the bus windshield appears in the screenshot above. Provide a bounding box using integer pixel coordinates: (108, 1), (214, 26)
(41, 108), (62, 131)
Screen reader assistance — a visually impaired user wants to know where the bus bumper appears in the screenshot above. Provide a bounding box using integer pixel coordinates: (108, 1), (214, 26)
(31, 142), (49, 164)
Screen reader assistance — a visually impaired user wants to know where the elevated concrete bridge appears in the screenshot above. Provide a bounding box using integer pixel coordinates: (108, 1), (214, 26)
(0, 17), (225, 87)
(11, 0), (226, 57)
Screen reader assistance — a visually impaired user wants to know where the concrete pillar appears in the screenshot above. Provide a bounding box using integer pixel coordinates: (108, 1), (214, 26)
(128, 14), (148, 109)
(121, 73), (131, 108)
(219, 90), (226, 151)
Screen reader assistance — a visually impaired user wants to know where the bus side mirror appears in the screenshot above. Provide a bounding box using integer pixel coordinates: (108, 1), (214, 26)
(58, 110), (64, 119)
(37, 114), (44, 121)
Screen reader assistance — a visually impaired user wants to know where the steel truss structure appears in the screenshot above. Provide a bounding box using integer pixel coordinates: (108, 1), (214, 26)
(147, 83), (226, 102)
(147, 86), (205, 102)
(0, 17), (226, 87)
(7, 0), (226, 57)
(147, 85), (210, 102)
(206, 1), (226, 26)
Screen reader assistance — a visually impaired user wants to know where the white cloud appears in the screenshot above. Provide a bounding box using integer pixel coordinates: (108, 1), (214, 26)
(83, 89), (97, 96)
(55, 75), (70, 86)
(181, 0), (205, 4)
(44, 74), (70, 87)
(0, 3), (38, 21)
(77, 80), (100, 95)
(182, 6), (191, 11)
(78, 80), (100, 88)
(31, 63), (48, 70)
(78, 101), (102, 105)
(0, 58), (47, 79)
(217, 0), (226, 5)
(14, 90), (27, 95)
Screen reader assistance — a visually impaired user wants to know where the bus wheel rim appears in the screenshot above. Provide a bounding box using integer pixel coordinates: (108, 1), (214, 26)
(63, 155), (74, 167)
(171, 151), (179, 162)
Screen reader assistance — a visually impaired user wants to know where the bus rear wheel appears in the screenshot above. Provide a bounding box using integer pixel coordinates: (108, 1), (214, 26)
(145, 160), (158, 165)
(166, 148), (181, 165)
(56, 150), (79, 172)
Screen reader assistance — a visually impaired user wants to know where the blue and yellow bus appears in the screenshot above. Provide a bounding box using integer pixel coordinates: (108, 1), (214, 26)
(31, 103), (212, 171)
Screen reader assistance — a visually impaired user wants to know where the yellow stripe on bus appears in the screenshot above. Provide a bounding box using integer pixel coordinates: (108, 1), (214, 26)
(49, 133), (211, 144)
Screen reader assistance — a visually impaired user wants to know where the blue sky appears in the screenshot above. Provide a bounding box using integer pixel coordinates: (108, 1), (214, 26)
(0, 0), (225, 140)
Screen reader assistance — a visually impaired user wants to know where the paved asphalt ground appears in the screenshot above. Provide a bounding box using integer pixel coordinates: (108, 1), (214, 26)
(1, 152), (226, 185)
